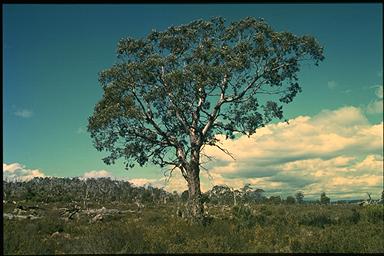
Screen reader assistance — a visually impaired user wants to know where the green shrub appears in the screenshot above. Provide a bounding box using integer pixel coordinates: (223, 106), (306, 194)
(365, 205), (384, 223)
(3, 202), (384, 254)
(232, 205), (256, 228)
(347, 208), (361, 224)
(299, 211), (333, 228)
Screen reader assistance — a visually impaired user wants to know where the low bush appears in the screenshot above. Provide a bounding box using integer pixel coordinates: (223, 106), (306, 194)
(3, 202), (384, 254)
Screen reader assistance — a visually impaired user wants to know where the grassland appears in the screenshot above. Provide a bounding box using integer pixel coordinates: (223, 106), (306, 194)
(3, 200), (384, 254)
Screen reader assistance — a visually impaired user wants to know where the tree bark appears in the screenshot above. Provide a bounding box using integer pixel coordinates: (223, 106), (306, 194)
(185, 149), (204, 221)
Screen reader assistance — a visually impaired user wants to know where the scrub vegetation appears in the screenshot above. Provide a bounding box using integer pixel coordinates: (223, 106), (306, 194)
(3, 177), (384, 254)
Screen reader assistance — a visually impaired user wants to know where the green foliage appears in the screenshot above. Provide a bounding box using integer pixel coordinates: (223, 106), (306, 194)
(320, 192), (330, 205)
(347, 208), (361, 224)
(4, 179), (383, 253)
(295, 191), (304, 204)
(232, 205), (256, 229)
(285, 195), (296, 204)
(365, 205), (384, 223)
(268, 195), (282, 204)
(181, 190), (189, 202)
(299, 211), (333, 228)
(3, 177), (161, 204)
(86, 16), (324, 221)
(209, 185), (234, 205)
(4, 202), (384, 254)
(87, 16), (324, 173)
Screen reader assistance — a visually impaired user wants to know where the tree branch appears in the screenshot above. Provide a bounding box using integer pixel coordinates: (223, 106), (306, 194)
(131, 89), (177, 147)
(212, 143), (236, 160)
(201, 73), (229, 138)
(159, 66), (191, 133)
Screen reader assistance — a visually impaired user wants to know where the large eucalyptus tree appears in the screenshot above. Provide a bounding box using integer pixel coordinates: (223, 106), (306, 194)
(88, 17), (324, 220)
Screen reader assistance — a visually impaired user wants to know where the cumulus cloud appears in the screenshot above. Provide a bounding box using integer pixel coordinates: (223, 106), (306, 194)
(128, 178), (157, 187)
(122, 106), (382, 199)
(128, 174), (189, 192)
(82, 170), (112, 179)
(3, 163), (46, 181)
(200, 106), (383, 199)
(367, 85), (383, 114)
(14, 109), (33, 118)
(375, 85), (383, 99)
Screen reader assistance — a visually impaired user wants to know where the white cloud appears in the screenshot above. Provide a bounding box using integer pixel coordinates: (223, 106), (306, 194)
(342, 89), (352, 94)
(5, 103), (382, 200)
(14, 109), (33, 118)
(82, 170), (112, 179)
(200, 106), (383, 199)
(367, 100), (383, 114)
(327, 80), (337, 89)
(375, 85), (383, 99)
(128, 173), (189, 192)
(3, 163), (24, 173)
(366, 85), (383, 114)
(128, 178), (157, 187)
(3, 163), (46, 181)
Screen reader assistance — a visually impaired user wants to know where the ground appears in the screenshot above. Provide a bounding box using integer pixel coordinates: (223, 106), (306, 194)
(3, 200), (384, 254)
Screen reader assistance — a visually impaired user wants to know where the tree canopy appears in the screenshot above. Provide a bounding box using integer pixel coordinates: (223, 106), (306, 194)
(88, 16), (324, 174)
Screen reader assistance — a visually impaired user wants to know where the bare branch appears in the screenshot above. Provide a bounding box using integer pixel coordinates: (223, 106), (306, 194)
(212, 143), (236, 161)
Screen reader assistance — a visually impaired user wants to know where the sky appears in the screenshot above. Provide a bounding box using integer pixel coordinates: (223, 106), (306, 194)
(3, 4), (383, 200)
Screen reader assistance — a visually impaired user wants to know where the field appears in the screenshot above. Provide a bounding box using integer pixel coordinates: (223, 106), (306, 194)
(4, 200), (384, 254)
(3, 178), (384, 254)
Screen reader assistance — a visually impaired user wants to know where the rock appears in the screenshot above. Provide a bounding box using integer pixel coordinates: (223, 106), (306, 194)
(51, 231), (60, 238)
(4, 213), (41, 220)
(60, 206), (81, 220)
(13, 208), (27, 215)
(17, 205), (28, 210)
(91, 213), (103, 223)
(134, 202), (144, 209)
(4, 213), (14, 220)
(51, 232), (71, 239)
(84, 207), (120, 215)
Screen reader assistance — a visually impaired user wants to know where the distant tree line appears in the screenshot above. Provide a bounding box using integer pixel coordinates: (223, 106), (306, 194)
(3, 178), (382, 206)
(3, 177), (170, 205)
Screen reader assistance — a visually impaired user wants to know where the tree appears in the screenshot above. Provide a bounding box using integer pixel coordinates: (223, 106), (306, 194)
(209, 185), (233, 205)
(320, 192), (330, 205)
(88, 17), (324, 220)
(241, 185), (265, 203)
(285, 195), (296, 204)
(268, 195), (282, 205)
(295, 191), (304, 204)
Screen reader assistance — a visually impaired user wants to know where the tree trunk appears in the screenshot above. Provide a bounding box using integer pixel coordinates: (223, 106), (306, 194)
(185, 159), (204, 221)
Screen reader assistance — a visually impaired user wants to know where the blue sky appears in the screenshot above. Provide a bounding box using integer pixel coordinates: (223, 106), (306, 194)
(3, 4), (383, 199)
